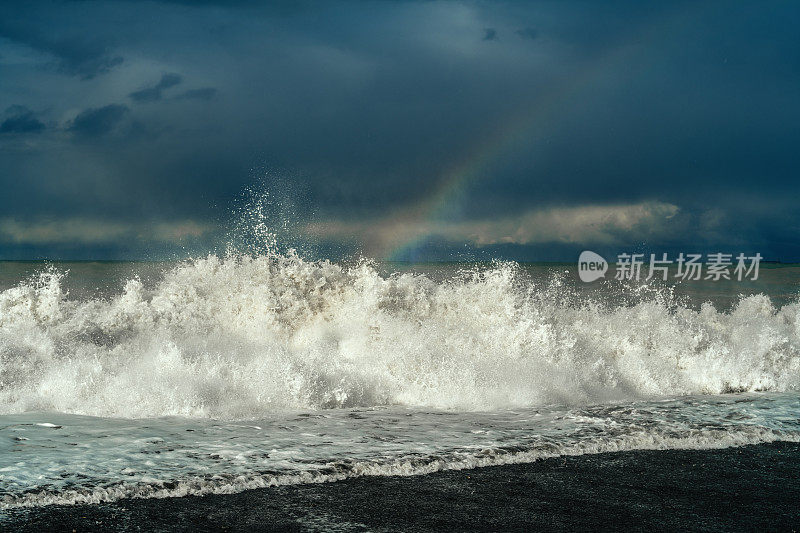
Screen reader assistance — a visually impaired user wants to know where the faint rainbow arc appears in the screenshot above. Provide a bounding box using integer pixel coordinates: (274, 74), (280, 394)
(381, 14), (681, 261)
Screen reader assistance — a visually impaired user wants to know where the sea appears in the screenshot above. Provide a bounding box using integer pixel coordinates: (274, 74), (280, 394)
(1, 254), (799, 509)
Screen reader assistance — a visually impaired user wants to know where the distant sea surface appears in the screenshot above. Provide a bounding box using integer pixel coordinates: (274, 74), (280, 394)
(1, 257), (799, 509)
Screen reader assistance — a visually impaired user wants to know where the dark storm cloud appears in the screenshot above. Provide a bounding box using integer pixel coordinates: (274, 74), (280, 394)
(57, 49), (123, 80)
(129, 73), (184, 103)
(173, 87), (218, 101)
(68, 105), (130, 138)
(154, 0), (269, 5)
(0, 0), (799, 260)
(0, 106), (45, 134)
(0, 20), (122, 79)
(515, 27), (537, 40)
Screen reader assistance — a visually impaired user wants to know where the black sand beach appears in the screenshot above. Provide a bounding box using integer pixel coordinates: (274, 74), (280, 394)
(3, 442), (799, 532)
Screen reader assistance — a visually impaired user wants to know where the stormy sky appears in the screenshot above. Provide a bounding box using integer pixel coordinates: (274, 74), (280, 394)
(1, 0), (798, 261)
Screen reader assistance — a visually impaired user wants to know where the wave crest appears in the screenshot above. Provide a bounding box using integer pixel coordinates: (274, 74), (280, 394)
(1, 253), (799, 418)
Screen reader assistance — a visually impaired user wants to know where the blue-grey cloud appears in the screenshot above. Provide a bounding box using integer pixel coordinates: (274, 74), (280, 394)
(483, 28), (497, 41)
(129, 73), (184, 102)
(58, 49), (123, 80)
(0, 19), (122, 79)
(515, 27), (537, 40)
(68, 105), (130, 138)
(173, 87), (218, 101)
(0, 0), (798, 261)
(0, 106), (45, 134)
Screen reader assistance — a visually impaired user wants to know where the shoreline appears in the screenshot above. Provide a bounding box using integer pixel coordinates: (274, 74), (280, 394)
(3, 441), (799, 531)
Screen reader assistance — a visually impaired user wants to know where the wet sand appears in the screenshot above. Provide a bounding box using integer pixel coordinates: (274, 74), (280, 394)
(3, 442), (799, 532)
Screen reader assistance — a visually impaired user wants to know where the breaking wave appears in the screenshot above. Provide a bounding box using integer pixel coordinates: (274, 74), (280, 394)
(1, 251), (799, 418)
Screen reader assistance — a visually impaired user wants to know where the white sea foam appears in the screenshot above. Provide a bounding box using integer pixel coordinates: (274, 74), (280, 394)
(2, 397), (799, 508)
(1, 252), (799, 418)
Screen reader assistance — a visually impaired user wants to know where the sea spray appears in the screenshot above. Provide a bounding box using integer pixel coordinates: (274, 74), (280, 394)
(1, 251), (799, 419)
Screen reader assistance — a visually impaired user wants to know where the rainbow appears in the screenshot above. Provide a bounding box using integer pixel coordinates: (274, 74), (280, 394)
(380, 10), (683, 261)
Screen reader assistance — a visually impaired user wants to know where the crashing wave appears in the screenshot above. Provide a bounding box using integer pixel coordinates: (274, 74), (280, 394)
(1, 251), (799, 418)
